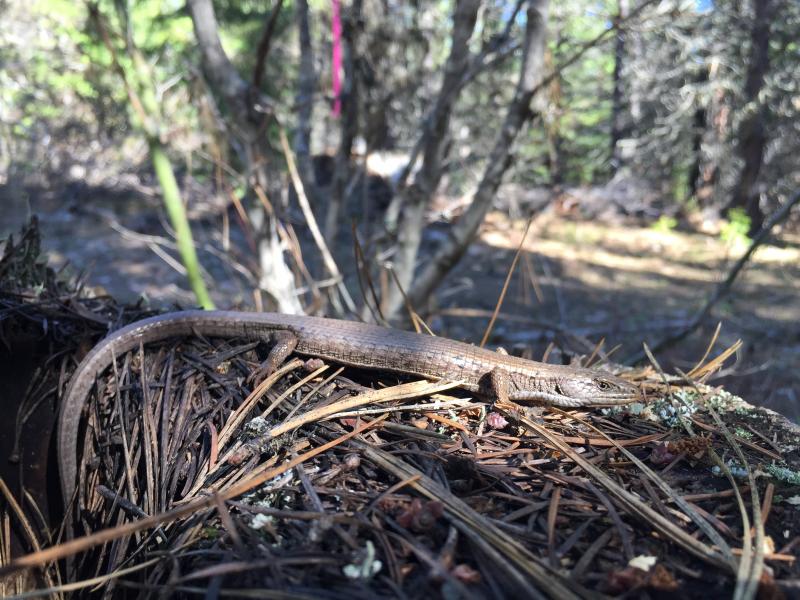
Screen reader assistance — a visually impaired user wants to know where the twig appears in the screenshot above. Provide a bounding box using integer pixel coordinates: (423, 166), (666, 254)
(480, 218), (533, 348)
(278, 128), (356, 314)
(0, 419), (385, 574)
(251, 0), (285, 90)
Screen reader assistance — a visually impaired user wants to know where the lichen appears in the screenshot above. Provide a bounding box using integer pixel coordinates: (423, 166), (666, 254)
(765, 463), (800, 485)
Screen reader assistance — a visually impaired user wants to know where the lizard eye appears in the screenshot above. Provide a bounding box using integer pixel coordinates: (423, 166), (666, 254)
(597, 380), (611, 390)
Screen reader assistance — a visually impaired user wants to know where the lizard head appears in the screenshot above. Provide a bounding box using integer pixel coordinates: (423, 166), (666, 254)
(511, 370), (641, 407)
(556, 373), (641, 406)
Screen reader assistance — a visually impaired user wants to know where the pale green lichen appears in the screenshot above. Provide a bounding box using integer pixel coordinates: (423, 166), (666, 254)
(244, 416), (269, 435)
(343, 541), (382, 580)
(765, 464), (800, 485)
(711, 460), (749, 479)
(249, 513), (274, 530)
(705, 390), (735, 411)
(603, 391), (700, 428)
(651, 392), (699, 428)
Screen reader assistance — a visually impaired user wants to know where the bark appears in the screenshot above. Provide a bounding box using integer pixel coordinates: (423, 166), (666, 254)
(187, 0), (303, 314)
(628, 19), (644, 136)
(609, 0), (629, 173)
(187, 0), (254, 124)
(728, 0), (773, 235)
(687, 101), (706, 202)
(252, 0), (285, 91)
(293, 0), (319, 215)
(696, 64), (728, 206)
(407, 0), (550, 312)
(687, 65), (710, 202)
(544, 44), (562, 185)
(325, 0), (363, 244)
(387, 0), (525, 217)
(382, 0), (480, 317)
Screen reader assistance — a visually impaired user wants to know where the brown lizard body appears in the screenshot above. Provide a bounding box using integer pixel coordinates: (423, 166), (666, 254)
(57, 310), (640, 507)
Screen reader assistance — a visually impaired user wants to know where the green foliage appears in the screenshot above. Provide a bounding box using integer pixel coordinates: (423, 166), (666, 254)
(3, 0), (798, 223)
(672, 167), (691, 205)
(720, 208), (752, 245)
(651, 215), (678, 233)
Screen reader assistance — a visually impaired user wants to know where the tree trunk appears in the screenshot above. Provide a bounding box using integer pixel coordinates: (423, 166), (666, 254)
(728, 0), (773, 235)
(609, 0), (629, 174)
(294, 0), (318, 213)
(187, 0), (304, 314)
(408, 0), (551, 312)
(696, 60), (728, 207)
(325, 0), (363, 245)
(687, 67), (710, 203)
(381, 0), (481, 318)
(687, 103), (706, 202)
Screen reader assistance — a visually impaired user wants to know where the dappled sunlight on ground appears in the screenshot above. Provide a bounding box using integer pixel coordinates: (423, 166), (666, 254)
(481, 212), (800, 291)
(1, 182), (798, 421)
(462, 212), (800, 421)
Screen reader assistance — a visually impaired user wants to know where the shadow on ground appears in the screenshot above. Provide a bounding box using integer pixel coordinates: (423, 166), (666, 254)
(2, 176), (798, 422)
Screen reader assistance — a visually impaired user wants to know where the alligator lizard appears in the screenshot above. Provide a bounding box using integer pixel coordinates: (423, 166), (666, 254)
(58, 310), (640, 506)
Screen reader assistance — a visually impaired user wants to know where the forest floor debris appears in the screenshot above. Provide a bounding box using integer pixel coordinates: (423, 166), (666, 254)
(1, 219), (799, 598)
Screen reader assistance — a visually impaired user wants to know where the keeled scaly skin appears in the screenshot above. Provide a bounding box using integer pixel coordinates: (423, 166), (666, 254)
(58, 311), (642, 511)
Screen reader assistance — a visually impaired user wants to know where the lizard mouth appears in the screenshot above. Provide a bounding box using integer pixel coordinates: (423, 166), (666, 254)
(512, 380), (640, 407)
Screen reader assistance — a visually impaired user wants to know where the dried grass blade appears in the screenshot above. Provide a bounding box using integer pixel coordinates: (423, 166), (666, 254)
(546, 486), (561, 569)
(216, 359), (303, 448)
(584, 337), (605, 367)
(562, 409), (736, 567)
(707, 450), (754, 600)
(268, 379), (460, 438)
(385, 266), (433, 335)
(689, 339), (743, 381)
(506, 407), (732, 572)
(351, 222), (385, 325)
(690, 418), (781, 461)
(2, 557), (161, 599)
(695, 386), (764, 600)
(278, 127), (355, 313)
(480, 217), (533, 348)
(357, 442), (584, 599)
(0, 478), (59, 592)
(0, 418), (385, 575)
(687, 322), (722, 378)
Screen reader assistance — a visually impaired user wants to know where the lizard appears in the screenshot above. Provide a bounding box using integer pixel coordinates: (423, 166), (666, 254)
(57, 310), (641, 508)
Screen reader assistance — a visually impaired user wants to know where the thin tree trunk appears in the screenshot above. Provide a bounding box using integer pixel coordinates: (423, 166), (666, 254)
(408, 0), (551, 312)
(688, 83), (707, 202)
(544, 41), (563, 185)
(609, 0), (628, 173)
(187, 0), (303, 314)
(325, 0), (362, 245)
(382, 0), (480, 318)
(294, 0), (318, 212)
(728, 0), (773, 235)
(187, 0), (254, 124)
(697, 61), (727, 207)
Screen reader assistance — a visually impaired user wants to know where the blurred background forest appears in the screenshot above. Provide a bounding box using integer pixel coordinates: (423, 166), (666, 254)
(0, 0), (798, 418)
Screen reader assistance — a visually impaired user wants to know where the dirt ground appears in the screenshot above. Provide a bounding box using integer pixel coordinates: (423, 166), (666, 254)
(1, 178), (798, 422)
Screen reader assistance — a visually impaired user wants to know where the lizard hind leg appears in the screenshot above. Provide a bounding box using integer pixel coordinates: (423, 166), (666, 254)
(249, 331), (298, 384)
(479, 367), (511, 405)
